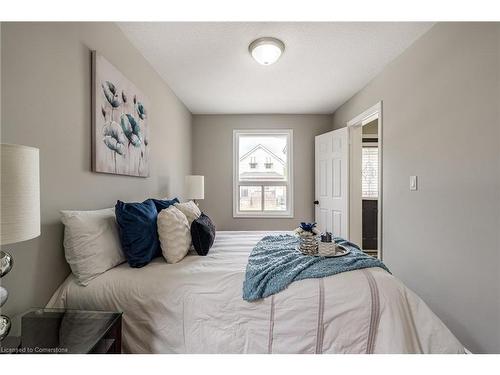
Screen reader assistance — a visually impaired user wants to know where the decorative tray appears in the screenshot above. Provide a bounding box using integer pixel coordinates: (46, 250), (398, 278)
(296, 244), (351, 257)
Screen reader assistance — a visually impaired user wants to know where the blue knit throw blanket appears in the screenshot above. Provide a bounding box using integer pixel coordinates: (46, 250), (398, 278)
(243, 234), (390, 301)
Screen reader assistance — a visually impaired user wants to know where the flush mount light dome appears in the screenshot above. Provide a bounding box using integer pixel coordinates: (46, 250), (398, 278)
(249, 37), (285, 66)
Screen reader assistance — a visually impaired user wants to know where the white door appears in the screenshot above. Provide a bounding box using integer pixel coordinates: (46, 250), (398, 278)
(315, 128), (349, 238)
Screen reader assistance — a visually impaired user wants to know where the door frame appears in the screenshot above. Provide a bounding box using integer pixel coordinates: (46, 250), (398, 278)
(346, 101), (383, 260)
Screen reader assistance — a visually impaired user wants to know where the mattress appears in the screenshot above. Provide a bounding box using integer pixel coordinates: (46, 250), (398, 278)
(47, 231), (465, 353)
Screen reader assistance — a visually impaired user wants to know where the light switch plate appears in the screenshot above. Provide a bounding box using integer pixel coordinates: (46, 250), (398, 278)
(410, 176), (418, 191)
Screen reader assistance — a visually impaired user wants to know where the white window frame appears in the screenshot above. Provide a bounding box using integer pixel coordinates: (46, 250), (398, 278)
(233, 129), (294, 218)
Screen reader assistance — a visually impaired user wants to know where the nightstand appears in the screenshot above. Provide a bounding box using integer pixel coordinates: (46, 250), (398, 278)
(0, 308), (122, 354)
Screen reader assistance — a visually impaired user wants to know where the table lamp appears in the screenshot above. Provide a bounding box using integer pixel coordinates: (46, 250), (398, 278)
(185, 175), (204, 204)
(0, 144), (40, 341)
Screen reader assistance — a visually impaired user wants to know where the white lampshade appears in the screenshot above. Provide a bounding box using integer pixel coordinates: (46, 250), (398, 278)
(185, 175), (204, 200)
(1, 144), (41, 245)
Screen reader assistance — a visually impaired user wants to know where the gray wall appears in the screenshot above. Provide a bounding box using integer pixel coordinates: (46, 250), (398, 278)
(192, 115), (331, 230)
(1, 22), (192, 319)
(332, 23), (500, 353)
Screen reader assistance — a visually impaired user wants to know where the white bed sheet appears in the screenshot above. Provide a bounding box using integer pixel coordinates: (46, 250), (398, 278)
(47, 231), (465, 353)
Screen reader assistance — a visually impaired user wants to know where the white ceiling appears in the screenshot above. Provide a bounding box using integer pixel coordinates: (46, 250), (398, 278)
(118, 22), (433, 114)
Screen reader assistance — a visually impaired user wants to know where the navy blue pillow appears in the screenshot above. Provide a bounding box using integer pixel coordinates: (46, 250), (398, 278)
(151, 197), (179, 213)
(115, 199), (160, 268)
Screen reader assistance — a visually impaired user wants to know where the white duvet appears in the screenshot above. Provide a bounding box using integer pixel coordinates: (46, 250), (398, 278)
(47, 231), (465, 354)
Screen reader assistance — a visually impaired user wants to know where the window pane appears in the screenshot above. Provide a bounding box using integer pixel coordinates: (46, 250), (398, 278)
(362, 147), (378, 198)
(239, 134), (287, 181)
(239, 186), (262, 211)
(264, 186), (287, 211)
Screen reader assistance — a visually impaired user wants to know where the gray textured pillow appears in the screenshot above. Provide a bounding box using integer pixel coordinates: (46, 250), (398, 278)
(157, 206), (191, 264)
(174, 201), (201, 225)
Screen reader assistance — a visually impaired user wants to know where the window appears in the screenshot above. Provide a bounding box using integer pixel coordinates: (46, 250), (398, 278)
(362, 146), (378, 198)
(233, 129), (293, 217)
(249, 156), (257, 169)
(265, 157), (273, 169)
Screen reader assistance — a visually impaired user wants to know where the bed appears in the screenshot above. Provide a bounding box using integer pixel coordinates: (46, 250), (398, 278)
(47, 231), (465, 354)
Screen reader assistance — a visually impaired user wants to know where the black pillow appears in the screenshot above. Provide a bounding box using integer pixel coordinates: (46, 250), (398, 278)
(191, 213), (216, 256)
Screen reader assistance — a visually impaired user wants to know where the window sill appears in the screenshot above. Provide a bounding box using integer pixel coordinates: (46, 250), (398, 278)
(233, 213), (294, 219)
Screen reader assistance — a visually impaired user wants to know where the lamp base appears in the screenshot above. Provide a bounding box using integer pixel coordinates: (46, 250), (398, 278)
(0, 315), (11, 341)
(0, 250), (13, 278)
(0, 250), (13, 341)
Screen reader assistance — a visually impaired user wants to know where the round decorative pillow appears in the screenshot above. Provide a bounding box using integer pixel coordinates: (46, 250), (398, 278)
(157, 206), (191, 264)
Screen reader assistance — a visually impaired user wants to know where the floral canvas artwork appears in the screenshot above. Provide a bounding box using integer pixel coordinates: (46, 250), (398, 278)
(92, 52), (150, 177)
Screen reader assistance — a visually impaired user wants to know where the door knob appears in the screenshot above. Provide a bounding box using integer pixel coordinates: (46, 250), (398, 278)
(314, 200), (319, 205)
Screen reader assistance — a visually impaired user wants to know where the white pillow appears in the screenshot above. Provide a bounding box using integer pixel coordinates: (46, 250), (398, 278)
(174, 201), (201, 226)
(61, 208), (125, 286)
(157, 206), (191, 264)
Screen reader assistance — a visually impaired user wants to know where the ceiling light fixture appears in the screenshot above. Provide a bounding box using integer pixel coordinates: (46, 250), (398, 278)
(249, 37), (285, 66)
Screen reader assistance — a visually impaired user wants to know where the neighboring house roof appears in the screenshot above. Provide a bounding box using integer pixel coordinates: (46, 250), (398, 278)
(239, 144), (285, 165)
